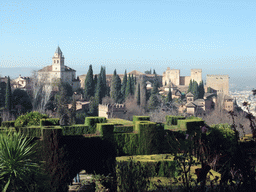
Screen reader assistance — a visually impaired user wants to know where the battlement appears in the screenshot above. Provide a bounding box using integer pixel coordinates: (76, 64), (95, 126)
(99, 104), (126, 118)
(206, 75), (229, 79)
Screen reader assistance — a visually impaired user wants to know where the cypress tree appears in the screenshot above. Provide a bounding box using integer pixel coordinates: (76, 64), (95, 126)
(101, 66), (107, 97)
(5, 76), (12, 111)
(192, 80), (199, 100)
(57, 82), (70, 125)
(140, 76), (147, 108)
(84, 65), (94, 100)
(136, 83), (141, 106)
(131, 74), (135, 95)
(198, 80), (205, 99)
(188, 79), (193, 93)
(121, 70), (127, 102)
(110, 69), (121, 103)
(166, 88), (172, 103)
(125, 74), (132, 99)
(93, 74), (97, 95)
(70, 96), (76, 125)
(95, 73), (103, 104)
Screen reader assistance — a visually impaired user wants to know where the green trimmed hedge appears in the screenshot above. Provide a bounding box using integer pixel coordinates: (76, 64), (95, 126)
(177, 119), (204, 132)
(40, 118), (60, 127)
(15, 126), (42, 137)
(114, 133), (139, 156)
(62, 124), (92, 136)
(113, 125), (133, 133)
(84, 117), (107, 133)
(166, 115), (185, 125)
(2, 121), (15, 128)
(133, 116), (150, 124)
(96, 123), (114, 136)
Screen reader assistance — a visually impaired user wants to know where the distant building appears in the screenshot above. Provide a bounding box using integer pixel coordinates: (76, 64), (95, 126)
(12, 75), (31, 90)
(98, 104), (126, 119)
(37, 46), (80, 91)
(206, 75), (229, 96)
(162, 68), (202, 87)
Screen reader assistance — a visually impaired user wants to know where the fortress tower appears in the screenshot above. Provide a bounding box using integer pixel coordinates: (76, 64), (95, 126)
(206, 75), (229, 96)
(190, 69), (202, 84)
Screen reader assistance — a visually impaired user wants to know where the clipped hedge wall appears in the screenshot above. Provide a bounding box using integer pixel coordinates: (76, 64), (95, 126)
(40, 118), (60, 127)
(15, 126), (42, 137)
(166, 115), (185, 125)
(177, 119), (204, 132)
(114, 133), (139, 156)
(133, 116), (150, 124)
(113, 125), (133, 133)
(2, 121), (15, 128)
(62, 124), (92, 136)
(116, 158), (178, 178)
(96, 123), (114, 136)
(84, 117), (107, 133)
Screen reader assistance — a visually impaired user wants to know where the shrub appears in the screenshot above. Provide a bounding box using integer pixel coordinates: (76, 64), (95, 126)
(15, 126), (42, 138)
(84, 117), (107, 133)
(113, 125), (133, 133)
(62, 124), (92, 136)
(166, 115), (185, 125)
(133, 116), (150, 124)
(40, 118), (60, 127)
(1, 121), (15, 128)
(116, 159), (150, 192)
(14, 112), (48, 127)
(96, 123), (114, 136)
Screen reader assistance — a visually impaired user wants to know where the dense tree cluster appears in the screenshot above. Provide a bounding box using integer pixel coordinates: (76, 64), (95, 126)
(188, 80), (205, 100)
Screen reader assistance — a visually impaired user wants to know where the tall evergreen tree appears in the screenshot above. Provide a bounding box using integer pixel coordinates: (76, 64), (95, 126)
(191, 80), (199, 100)
(131, 74), (135, 95)
(188, 79), (193, 93)
(125, 74), (132, 99)
(70, 96), (76, 125)
(152, 73), (159, 95)
(101, 66), (107, 97)
(166, 88), (172, 103)
(57, 82), (70, 125)
(93, 74), (98, 95)
(5, 76), (12, 111)
(95, 73), (103, 104)
(140, 76), (147, 108)
(84, 65), (94, 100)
(110, 69), (122, 103)
(121, 70), (127, 102)
(198, 80), (205, 99)
(136, 83), (141, 106)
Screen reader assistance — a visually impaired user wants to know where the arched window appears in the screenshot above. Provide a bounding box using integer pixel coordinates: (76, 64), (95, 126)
(54, 60), (56, 63)
(57, 60), (59, 63)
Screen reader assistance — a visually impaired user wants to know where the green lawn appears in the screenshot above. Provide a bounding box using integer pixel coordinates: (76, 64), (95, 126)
(107, 118), (133, 126)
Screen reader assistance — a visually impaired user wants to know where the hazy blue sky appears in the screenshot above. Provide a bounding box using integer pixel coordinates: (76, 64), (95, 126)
(1, 0), (256, 88)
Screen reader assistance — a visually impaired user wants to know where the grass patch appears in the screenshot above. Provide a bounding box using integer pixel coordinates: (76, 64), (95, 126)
(107, 118), (133, 126)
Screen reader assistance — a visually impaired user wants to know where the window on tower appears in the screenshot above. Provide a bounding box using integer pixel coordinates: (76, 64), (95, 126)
(54, 60), (56, 63)
(57, 60), (59, 63)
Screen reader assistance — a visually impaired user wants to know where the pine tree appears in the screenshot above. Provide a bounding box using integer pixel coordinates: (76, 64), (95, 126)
(125, 74), (132, 99)
(110, 69), (121, 103)
(166, 88), (172, 103)
(198, 80), (205, 99)
(84, 65), (94, 100)
(136, 83), (140, 106)
(5, 76), (12, 111)
(121, 70), (127, 102)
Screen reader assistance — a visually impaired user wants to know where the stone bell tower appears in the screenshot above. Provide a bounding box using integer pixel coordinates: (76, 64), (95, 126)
(52, 46), (65, 72)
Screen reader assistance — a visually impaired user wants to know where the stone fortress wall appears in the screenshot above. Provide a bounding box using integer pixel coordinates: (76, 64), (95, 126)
(206, 75), (229, 96)
(162, 68), (202, 87)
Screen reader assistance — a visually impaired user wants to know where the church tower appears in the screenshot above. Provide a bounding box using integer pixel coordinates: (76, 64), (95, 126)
(52, 46), (65, 72)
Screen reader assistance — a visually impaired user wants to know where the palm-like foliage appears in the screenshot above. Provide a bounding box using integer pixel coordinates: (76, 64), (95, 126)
(0, 131), (42, 192)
